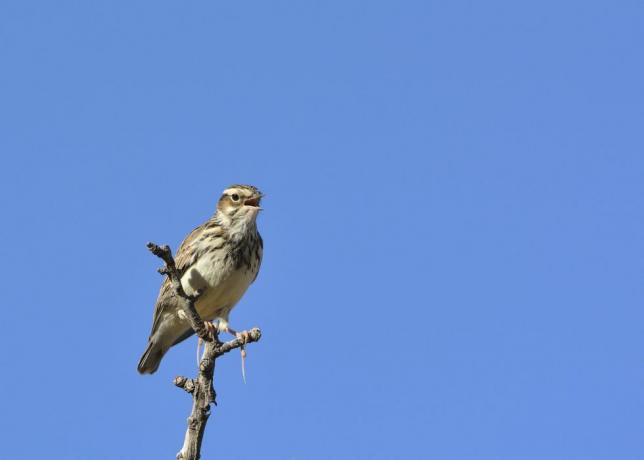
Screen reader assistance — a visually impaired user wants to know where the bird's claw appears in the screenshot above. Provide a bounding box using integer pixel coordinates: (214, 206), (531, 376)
(203, 321), (218, 340)
(227, 329), (250, 384)
(201, 324), (250, 383)
(235, 330), (251, 345)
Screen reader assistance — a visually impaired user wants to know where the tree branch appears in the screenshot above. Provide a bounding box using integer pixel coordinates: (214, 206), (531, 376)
(147, 241), (262, 460)
(146, 242), (210, 341)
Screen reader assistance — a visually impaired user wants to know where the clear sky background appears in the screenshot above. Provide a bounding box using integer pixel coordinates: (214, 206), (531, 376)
(0, 1), (642, 459)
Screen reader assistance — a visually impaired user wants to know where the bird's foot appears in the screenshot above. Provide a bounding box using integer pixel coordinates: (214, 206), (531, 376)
(239, 344), (247, 384)
(235, 330), (251, 344)
(196, 337), (203, 366)
(224, 327), (249, 384)
(203, 321), (222, 341)
(196, 320), (217, 365)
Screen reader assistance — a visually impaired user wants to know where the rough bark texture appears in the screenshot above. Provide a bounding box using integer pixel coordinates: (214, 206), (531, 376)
(147, 242), (262, 460)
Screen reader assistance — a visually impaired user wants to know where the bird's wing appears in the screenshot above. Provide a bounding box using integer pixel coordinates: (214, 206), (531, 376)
(146, 221), (210, 340)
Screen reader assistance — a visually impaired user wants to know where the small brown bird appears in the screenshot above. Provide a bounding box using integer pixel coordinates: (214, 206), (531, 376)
(138, 184), (263, 374)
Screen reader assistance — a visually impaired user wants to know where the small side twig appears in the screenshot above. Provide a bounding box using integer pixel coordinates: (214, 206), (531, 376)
(147, 241), (262, 460)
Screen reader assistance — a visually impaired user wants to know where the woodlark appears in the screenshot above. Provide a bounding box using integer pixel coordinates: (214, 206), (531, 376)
(138, 184), (263, 374)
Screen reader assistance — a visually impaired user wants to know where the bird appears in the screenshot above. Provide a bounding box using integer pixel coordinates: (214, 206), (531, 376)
(138, 184), (263, 374)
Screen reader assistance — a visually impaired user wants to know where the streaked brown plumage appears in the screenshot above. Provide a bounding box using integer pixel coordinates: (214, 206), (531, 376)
(138, 184), (263, 374)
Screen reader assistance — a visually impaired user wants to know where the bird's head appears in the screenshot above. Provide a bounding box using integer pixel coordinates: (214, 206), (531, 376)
(216, 184), (263, 227)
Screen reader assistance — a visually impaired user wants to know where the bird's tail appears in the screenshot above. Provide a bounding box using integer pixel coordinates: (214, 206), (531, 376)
(137, 341), (166, 374)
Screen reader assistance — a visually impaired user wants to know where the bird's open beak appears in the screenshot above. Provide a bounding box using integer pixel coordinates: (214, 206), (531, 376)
(244, 195), (263, 209)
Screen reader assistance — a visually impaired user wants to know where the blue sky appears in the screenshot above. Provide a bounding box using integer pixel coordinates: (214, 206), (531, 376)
(0, 1), (642, 459)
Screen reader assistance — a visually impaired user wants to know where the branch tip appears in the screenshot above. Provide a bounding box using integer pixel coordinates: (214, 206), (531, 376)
(174, 376), (196, 393)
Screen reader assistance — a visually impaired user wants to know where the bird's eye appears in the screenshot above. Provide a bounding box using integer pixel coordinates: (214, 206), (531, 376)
(231, 193), (240, 202)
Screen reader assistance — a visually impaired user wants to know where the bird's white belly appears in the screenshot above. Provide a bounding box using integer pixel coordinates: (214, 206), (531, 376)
(180, 253), (256, 322)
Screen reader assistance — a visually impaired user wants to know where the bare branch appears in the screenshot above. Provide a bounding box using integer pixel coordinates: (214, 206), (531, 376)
(146, 241), (262, 460)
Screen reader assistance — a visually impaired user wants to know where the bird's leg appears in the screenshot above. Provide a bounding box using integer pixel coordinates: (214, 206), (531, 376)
(199, 321), (250, 382)
(224, 326), (250, 384)
(196, 337), (202, 366)
(194, 320), (219, 365)
(194, 320), (226, 364)
(224, 326), (251, 343)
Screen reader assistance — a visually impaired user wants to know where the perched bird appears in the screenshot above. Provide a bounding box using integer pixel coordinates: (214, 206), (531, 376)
(138, 184), (263, 374)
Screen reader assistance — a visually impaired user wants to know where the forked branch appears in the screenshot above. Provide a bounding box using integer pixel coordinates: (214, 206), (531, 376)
(147, 241), (262, 460)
